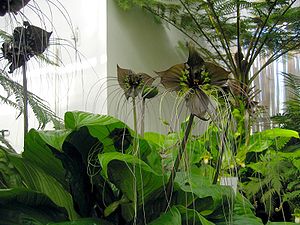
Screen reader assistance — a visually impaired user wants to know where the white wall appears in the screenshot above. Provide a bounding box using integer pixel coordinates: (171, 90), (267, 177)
(0, 0), (107, 152)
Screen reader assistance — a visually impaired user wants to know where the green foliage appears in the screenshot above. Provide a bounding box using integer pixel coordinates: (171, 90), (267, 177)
(48, 218), (114, 225)
(8, 154), (79, 220)
(148, 207), (181, 225)
(0, 111), (265, 224)
(0, 147), (23, 188)
(243, 150), (300, 220)
(0, 188), (68, 225)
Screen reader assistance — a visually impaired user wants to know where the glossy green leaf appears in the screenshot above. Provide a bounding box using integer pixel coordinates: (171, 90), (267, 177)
(176, 205), (215, 225)
(23, 129), (67, 186)
(99, 152), (166, 202)
(7, 155), (78, 220)
(65, 111), (134, 153)
(254, 128), (299, 139)
(36, 130), (72, 151)
(0, 188), (68, 225)
(144, 132), (166, 147)
(0, 148), (23, 188)
(148, 207), (181, 225)
(175, 167), (234, 216)
(65, 111), (124, 130)
(223, 193), (263, 225)
(98, 152), (167, 221)
(266, 223), (297, 225)
(48, 218), (114, 225)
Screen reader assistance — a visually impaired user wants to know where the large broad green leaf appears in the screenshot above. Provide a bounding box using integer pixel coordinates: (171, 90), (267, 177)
(175, 167), (234, 217)
(48, 141), (96, 217)
(148, 207), (181, 225)
(98, 152), (167, 221)
(48, 138), (115, 218)
(48, 218), (114, 225)
(65, 111), (134, 153)
(216, 193), (263, 225)
(65, 111), (123, 129)
(7, 155), (78, 220)
(248, 128), (299, 154)
(256, 128), (299, 139)
(64, 112), (157, 168)
(144, 132), (166, 147)
(36, 130), (72, 151)
(99, 152), (166, 204)
(22, 129), (69, 187)
(266, 223), (297, 225)
(0, 188), (68, 225)
(0, 148), (23, 188)
(176, 205), (215, 225)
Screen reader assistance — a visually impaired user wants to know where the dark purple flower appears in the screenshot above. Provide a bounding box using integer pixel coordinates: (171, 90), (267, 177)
(117, 65), (155, 99)
(156, 45), (230, 119)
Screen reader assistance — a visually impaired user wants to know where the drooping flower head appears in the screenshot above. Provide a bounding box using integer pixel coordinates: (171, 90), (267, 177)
(2, 21), (52, 73)
(117, 65), (155, 99)
(0, 0), (31, 16)
(156, 45), (230, 119)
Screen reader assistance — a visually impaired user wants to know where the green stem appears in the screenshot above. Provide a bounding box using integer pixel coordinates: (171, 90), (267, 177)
(132, 96), (138, 155)
(165, 114), (195, 209)
(141, 98), (145, 137)
(213, 119), (230, 184)
(132, 96), (138, 222)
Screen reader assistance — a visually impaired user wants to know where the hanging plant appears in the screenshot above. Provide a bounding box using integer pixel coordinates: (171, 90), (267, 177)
(1, 21), (52, 73)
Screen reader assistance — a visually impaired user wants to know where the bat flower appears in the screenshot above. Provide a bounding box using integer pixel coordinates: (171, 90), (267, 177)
(1, 21), (52, 73)
(117, 65), (155, 99)
(0, 0), (31, 16)
(156, 46), (230, 120)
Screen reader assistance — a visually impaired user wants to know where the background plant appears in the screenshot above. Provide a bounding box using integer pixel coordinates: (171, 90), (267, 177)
(116, 0), (300, 141)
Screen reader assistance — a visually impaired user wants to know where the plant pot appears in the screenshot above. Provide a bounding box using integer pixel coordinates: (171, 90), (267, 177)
(220, 176), (238, 194)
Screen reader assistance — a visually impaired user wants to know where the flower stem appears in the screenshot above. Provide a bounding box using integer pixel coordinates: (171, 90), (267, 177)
(165, 114), (194, 209)
(132, 96), (138, 155)
(22, 63), (28, 138)
(132, 96), (138, 222)
(213, 119), (230, 184)
(140, 98), (145, 137)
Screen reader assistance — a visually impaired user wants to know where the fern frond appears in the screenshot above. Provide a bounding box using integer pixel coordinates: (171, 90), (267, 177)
(272, 73), (300, 132)
(261, 188), (277, 203)
(0, 71), (62, 129)
(35, 54), (60, 67)
(283, 190), (300, 205)
(0, 29), (12, 42)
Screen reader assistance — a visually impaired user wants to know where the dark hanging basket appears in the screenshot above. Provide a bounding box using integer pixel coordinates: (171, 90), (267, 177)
(0, 0), (31, 16)
(1, 21), (52, 73)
